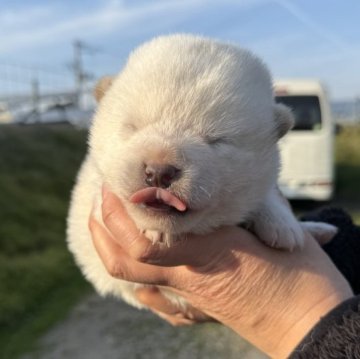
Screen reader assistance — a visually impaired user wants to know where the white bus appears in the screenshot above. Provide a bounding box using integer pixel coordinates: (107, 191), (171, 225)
(275, 79), (335, 201)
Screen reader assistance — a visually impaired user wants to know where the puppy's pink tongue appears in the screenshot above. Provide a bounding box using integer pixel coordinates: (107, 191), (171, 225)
(130, 187), (187, 212)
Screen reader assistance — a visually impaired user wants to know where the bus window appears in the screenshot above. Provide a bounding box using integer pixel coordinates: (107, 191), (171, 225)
(275, 96), (321, 131)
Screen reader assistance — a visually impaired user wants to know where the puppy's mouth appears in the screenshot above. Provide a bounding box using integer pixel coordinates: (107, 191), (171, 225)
(129, 187), (188, 215)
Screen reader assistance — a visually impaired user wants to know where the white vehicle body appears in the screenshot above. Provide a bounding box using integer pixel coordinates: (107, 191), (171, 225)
(275, 79), (335, 201)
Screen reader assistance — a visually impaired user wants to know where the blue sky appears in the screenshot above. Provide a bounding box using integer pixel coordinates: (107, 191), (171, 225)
(1, 0), (359, 100)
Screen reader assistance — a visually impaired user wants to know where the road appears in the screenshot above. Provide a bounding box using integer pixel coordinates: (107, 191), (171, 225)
(21, 293), (267, 359)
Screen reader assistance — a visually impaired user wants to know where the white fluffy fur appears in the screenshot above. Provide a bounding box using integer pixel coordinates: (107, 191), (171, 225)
(67, 34), (327, 309)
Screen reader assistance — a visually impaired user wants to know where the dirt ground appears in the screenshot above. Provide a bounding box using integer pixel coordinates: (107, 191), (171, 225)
(21, 293), (268, 359)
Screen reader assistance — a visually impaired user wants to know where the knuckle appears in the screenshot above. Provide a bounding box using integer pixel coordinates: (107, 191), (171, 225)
(102, 205), (120, 227)
(129, 242), (161, 263)
(106, 259), (126, 279)
(88, 217), (96, 232)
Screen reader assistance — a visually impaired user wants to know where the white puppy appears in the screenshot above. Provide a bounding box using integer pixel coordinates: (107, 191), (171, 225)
(67, 34), (334, 309)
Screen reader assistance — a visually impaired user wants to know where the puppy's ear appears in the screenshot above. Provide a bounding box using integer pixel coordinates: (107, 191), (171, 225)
(94, 76), (114, 103)
(273, 103), (294, 139)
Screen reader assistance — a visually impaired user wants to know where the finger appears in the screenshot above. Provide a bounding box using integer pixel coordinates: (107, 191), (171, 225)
(89, 217), (171, 285)
(101, 187), (179, 264)
(135, 287), (212, 325)
(101, 187), (249, 267)
(152, 310), (197, 326)
(101, 190), (173, 264)
(135, 287), (183, 315)
(101, 185), (143, 248)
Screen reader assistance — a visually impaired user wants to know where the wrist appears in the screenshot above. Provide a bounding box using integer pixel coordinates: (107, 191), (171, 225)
(223, 256), (353, 359)
(274, 287), (353, 358)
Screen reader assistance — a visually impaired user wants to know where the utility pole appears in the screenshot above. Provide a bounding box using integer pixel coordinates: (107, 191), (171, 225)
(31, 77), (40, 120)
(73, 40), (85, 107)
(354, 97), (360, 123)
(71, 39), (97, 108)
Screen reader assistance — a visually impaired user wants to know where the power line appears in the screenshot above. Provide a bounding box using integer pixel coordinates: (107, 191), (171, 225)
(0, 61), (69, 77)
(0, 39), (99, 106)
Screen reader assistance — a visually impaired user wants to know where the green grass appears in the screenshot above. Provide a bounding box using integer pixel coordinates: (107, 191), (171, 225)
(335, 125), (360, 204)
(334, 124), (360, 224)
(0, 123), (91, 359)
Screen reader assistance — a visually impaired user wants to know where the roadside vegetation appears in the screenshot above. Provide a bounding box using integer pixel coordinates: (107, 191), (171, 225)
(334, 124), (360, 224)
(0, 122), (359, 358)
(335, 125), (360, 207)
(0, 124), (91, 358)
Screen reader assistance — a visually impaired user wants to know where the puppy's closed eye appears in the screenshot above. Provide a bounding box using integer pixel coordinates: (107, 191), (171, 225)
(123, 123), (138, 133)
(204, 136), (228, 146)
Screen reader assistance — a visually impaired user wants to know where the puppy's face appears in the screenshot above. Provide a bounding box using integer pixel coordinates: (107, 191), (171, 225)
(89, 36), (293, 234)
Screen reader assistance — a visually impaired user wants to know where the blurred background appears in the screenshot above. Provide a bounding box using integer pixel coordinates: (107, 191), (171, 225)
(0, 1), (359, 358)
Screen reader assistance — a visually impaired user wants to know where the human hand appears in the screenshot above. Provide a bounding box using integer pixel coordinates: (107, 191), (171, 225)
(89, 188), (353, 358)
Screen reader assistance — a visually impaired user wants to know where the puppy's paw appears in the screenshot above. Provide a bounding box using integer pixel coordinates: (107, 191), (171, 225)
(142, 229), (174, 246)
(254, 214), (304, 251)
(253, 188), (305, 251)
(300, 221), (337, 245)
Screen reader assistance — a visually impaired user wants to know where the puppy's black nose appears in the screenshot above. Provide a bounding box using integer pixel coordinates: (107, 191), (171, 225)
(144, 163), (180, 188)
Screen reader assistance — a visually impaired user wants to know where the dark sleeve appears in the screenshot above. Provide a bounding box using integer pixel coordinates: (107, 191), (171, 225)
(289, 208), (360, 358)
(289, 295), (360, 359)
(301, 207), (360, 294)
